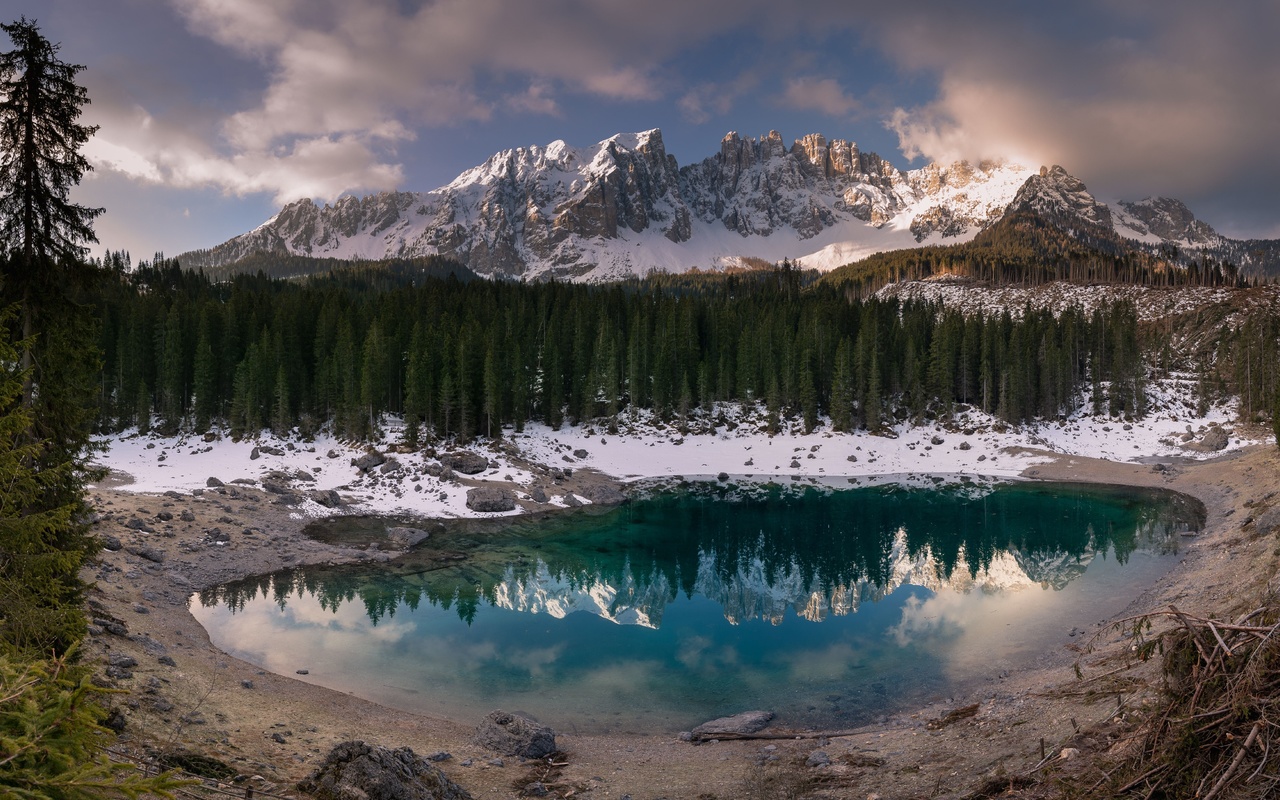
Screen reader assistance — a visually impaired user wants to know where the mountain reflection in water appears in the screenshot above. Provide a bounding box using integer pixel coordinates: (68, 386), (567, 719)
(191, 479), (1201, 732)
(201, 480), (1198, 629)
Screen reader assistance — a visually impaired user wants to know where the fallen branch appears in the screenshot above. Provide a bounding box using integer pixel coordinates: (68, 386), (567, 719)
(687, 728), (863, 743)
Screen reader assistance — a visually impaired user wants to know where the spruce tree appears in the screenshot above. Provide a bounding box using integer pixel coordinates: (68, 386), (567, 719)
(0, 19), (103, 654)
(0, 17), (101, 375)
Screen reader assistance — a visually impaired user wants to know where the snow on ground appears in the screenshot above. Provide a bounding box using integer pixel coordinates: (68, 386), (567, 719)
(92, 377), (1263, 522)
(879, 277), (1280, 324)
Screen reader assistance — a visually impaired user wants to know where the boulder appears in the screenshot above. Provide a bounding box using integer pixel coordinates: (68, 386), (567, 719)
(352, 451), (388, 472)
(125, 545), (166, 563)
(579, 484), (627, 505)
(1255, 507), (1280, 537)
(466, 487), (515, 513)
(297, 740), (472, 800)
(691, 710), (774, 737)
(311, 489), (343, 508)
(473, 711), (556, 759)
(441, 452), (489, 475)
(528, 484), (549, 503)
(1200, 427), (1229, 451)
(380, 458), (403, 475)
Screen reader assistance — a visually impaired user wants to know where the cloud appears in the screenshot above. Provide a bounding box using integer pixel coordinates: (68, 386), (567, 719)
(94, 0), (719, 201)
(779, 76), (859, 117)
(876, 1), (1280, 211)
(78, 0), (1280, 235)
(506, 83), (560, 117)
(679, 74), (762, 124)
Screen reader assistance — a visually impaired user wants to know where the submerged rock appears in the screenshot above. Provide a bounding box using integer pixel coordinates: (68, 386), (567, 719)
(474, 710), (556, 759)
(297, 740), (472, 800)
(691, 710), (774, 737)
(386, 526), (432, 548)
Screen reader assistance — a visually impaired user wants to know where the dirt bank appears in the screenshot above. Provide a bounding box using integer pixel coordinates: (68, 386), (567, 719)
(81, 444), (1280, 799)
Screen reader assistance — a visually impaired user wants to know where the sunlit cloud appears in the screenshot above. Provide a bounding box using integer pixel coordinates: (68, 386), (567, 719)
(779, 76), (859, 118)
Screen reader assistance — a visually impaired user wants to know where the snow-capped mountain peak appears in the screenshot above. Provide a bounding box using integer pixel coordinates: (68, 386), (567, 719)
(178, 129), (1278, 280)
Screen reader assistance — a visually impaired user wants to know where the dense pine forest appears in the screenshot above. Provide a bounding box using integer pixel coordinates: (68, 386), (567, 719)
(94, 253), (1151, 442)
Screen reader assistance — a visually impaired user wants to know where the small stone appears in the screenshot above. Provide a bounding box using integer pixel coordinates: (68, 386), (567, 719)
(271, 733), (287, 744)
(241, 680), (254, 689)
(806, 751), (831, 768)
(206, 477), (224, 487)
(158, 655), (176, 667)
(573, 449), (588, 459)
(296, 669), (309, 675)
(250, 447), (262, 460)
(425, 751), (451, 762)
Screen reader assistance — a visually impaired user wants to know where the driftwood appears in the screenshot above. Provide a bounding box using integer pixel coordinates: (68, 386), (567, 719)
(1083, 597), (1280, 798)
(687, 728), (863, 744)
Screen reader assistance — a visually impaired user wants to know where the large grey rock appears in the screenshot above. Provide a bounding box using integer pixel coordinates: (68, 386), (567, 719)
(1199, 427), (1229, 451)
(441, 452), (489, 475)
(351, 450), (388, 472)
(473, 711), (556, 759)
(691, 710), (774, 737)
(1255, 507), (1280, 537)
(311, 489), (343, 508)
(297, 740), (471, 800)
(466, 487), (515, 513)
(579, 484), (627, 506)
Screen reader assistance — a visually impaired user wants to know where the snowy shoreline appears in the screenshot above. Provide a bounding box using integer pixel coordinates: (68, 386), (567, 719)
(93, 381), (1259, 519)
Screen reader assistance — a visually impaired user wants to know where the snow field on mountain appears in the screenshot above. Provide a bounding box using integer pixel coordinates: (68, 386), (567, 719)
(93, 375), (1259, 522)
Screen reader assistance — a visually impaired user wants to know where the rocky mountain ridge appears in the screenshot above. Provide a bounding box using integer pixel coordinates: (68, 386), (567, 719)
(179, 129), (1278, 281)
(486, 530), (1098, 629)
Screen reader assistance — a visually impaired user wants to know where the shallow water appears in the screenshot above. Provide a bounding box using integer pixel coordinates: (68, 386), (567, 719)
(190, 478), (1201, 734)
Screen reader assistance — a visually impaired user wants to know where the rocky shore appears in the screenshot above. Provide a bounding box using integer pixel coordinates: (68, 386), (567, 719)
(81, 441), (1280, 799)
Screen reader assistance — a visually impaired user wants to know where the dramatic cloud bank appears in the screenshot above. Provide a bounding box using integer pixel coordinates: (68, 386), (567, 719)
(50, 0), (1280, 237)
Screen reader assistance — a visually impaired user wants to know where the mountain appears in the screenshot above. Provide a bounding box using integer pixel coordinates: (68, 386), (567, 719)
(179, 129), (1280, 281)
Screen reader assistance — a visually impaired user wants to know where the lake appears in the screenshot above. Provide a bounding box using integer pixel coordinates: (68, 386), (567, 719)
(190, 477), (1201, 734)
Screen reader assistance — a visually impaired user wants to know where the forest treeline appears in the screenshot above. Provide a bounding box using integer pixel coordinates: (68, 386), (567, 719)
(94, 253), (1151, 442)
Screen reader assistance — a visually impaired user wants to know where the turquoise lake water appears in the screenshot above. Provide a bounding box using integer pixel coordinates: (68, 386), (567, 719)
(190, 478), (1201, 734)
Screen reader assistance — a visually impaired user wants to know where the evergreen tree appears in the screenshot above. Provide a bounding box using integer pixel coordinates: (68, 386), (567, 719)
(0, 651), (187, 797)
(0, 18), (101, 389)
(0, 19), (102, 655)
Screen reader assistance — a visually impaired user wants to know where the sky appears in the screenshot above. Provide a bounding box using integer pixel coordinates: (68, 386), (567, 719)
(8, 0), (1280, 260)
